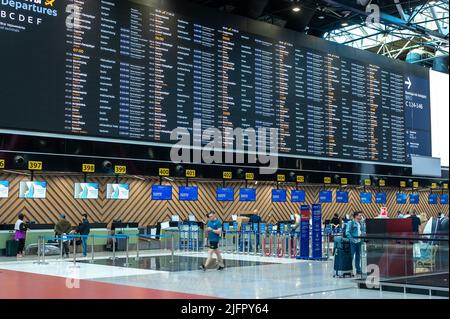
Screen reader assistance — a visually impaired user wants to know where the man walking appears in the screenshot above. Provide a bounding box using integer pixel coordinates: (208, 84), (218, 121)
(201, 211), (225, 271)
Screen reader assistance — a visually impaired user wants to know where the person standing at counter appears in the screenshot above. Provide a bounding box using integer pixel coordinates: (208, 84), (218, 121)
(409, 210), (421, 234)
(55, 214), (72, 258)
(76, 214), (91, 257)
(14, 214), (28, 258)
(330, 214), (341, 232)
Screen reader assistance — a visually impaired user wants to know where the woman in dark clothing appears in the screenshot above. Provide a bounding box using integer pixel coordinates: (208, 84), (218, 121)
(330, 214), (341, 231)
(14, 214), (28, 258)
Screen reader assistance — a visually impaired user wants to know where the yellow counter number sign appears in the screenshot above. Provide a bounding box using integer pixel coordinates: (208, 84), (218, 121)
(82, 164), (95, 173)
(245, 173), (254, 180)
(400, 181), (406, 188)
(413, 181), (419, 188)
(114, 166), (126, 174)
(0, 159), (5, 169)
(364, 179), (371, 186)
(324, 177), (331, 184)
(340, 178), (348, 185)
(297, 176), (304, 183)
(186, 169), (196, 178)
(28, 161), (42, 171)
(277, 174), (285, 182)
(379, 180), (386, 187)
(223, 171), (232, 180)
(159, 168), (170, 177)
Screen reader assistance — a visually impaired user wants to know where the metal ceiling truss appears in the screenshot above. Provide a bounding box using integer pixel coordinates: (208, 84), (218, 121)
(324, 0), (449, 60)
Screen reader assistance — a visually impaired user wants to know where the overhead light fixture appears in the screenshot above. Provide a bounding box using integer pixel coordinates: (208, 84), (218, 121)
(292, 0), (301, 12)
(341, 20), (349, 27)
(318, 15), (325, 20)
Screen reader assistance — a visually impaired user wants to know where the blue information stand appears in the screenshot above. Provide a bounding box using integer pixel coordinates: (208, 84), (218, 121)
(298, 205), (310, 259)
(311, 204), (322, 260)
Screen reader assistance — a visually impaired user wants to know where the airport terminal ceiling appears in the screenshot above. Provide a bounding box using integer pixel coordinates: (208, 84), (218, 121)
(0, 0), (448, 176)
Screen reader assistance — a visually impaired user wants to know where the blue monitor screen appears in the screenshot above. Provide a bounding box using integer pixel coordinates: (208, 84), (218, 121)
(336, 191), (349, 203)
(319, 191), (332, 203)
(272, 189), (287, 202)
(429, 194), (438, 204)
(152, 185), (172, 200)
(179, 186), (198, 201)
(410, 193), (420, 204)
(396, 193), (407, 204)
(375, 193), (387, 204)
(360, 192), (372, 204)
(291, 190), (305, 203)
(240, 188), (256, 202)
(441, 194), (449, 204)
(216, 188), (234, 202)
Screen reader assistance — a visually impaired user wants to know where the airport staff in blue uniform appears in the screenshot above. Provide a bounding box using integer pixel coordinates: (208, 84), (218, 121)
(201, 211), (225, 271)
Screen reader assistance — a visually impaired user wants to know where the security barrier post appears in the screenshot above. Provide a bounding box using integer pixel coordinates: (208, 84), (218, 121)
(136, 235), (140, 261)
(112, 235), (116, 261)
(124, 236), (130, 267)
(170, 235), (175, 264)
(196, 229), (199, 252)
(72, 237), (77, 267)
(34, 237), (41, 264)
(60, 236), (63, 260)
(90, 236), (95, 263)
(41, 238), (48, 265)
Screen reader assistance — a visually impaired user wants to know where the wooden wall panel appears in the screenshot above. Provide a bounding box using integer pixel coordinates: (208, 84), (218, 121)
(0, 173), (447, 226)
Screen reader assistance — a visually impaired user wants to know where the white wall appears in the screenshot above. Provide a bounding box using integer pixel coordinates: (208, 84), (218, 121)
(430, 69), (449, 167)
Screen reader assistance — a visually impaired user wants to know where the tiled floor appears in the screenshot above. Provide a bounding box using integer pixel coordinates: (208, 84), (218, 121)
(0, 251), (447, 299)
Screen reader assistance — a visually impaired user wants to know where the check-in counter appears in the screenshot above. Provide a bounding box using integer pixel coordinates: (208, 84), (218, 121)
(111, 222), (139, 245)
(223, 221), (237, 250)
(25, 224), (56, 247)
(0, 225), (15, 255)
(86, 223), (109, 248)
(160, 226), (180, 249)
(160, 222), (204, 250)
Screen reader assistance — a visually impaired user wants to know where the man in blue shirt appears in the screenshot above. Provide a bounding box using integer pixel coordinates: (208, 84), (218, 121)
(201, 211), (225, 271)
(346, 211), (365, 276)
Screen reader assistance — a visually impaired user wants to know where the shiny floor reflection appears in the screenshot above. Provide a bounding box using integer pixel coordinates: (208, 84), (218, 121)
(79, 255), (274, 272)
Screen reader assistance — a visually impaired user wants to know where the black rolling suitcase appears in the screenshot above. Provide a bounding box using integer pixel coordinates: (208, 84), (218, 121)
(333, 236), (353, 278)
(6, 240), (19, 257)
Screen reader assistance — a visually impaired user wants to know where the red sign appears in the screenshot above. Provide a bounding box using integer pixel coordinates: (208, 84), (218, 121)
(300, 205), (311, 221)
(380, 207), (388, 218)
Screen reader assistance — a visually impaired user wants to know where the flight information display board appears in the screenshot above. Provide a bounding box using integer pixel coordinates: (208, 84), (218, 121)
(0, 0), (431, 166)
